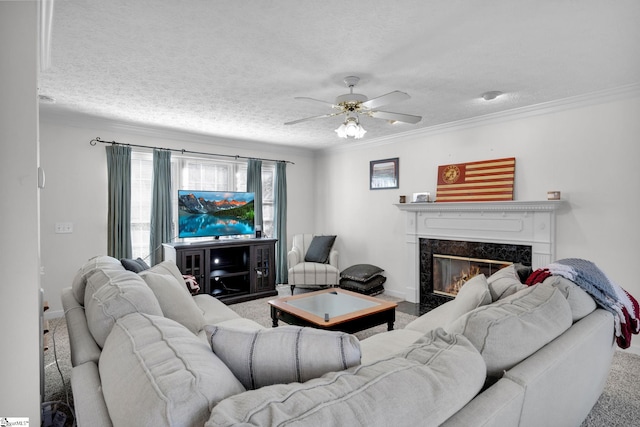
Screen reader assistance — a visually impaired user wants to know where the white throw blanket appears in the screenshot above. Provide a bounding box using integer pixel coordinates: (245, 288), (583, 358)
(529, 258), (639, 349)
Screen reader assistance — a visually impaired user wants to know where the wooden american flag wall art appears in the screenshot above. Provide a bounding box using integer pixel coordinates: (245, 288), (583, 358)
(435, 157), (516, 202)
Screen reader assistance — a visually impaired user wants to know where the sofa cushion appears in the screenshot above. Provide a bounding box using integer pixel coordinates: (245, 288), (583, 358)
(140, 260), (186, 287)
(71, 255), (124, 304)
(193, 294), (243, 324)
(288, 262), (340, 286)
(120, 257), (150, 273)
(208, 318), (267, 332)
(304, 235), (336, 263)
(487, 264), (527, 301)
(198, 317), (267, 342)
(403, 276), (491, 337)
(542, 275), (596, 322)
(449, 274), (493, 320)
(405, 300), (457, 334)
(205, 328), (486, 427)
(100, 313), (245, 427)
(140, 271), (205, 334)
(82, 266), (125, 303)
(340, 263), (384, 282)
(359, 329), (424, 365)
(204, 325), (361, 390)
(84, 270), (163, 348)
(448, 283), (572, 377)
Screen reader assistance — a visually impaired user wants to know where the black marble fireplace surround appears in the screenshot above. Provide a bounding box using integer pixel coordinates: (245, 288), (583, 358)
(419, 238), (532, 314)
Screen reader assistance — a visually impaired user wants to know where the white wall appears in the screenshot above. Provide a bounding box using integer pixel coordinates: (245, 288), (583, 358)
(39, 91), (640, 356)
(318, 93), (640, 351)
(0, 1), (41, 422)
(39, 121), (317, 317)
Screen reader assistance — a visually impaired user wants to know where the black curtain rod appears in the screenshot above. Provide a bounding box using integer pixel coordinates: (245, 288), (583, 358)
(89, 137), (295, 164)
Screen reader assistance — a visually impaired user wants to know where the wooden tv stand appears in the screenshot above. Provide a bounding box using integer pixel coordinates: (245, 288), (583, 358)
(163, 238), (278, 304)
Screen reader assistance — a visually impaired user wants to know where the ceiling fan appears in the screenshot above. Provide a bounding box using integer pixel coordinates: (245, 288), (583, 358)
(285, 76), (422, 139)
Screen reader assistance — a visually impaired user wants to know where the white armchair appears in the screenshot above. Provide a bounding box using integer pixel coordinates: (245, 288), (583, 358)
(287, 234), (339, 294)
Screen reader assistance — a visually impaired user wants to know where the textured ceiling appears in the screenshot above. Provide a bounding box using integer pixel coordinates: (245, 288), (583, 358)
(39, 0), (640, 150)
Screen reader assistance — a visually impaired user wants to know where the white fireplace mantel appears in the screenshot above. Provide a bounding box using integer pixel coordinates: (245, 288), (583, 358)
(395, 200), (563, 213)
(396, 200), (565, 303)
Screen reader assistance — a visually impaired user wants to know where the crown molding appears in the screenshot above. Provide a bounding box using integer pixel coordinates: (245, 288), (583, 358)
(324, 83), (640, 154)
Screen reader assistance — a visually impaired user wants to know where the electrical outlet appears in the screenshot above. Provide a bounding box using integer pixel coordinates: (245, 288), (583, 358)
(55, 222), (73, 234)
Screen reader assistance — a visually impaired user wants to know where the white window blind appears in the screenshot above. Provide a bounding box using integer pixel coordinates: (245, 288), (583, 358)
(131, 151), (275, 260)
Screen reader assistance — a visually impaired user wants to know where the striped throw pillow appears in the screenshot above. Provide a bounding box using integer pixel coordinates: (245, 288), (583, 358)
(204, 325), (361, 389)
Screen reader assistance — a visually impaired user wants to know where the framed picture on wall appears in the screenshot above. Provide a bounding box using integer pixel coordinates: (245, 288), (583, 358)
(370, 158), (399, 190)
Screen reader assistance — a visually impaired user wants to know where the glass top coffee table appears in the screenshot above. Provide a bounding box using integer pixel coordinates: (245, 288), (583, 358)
(268, 288), (397, 333)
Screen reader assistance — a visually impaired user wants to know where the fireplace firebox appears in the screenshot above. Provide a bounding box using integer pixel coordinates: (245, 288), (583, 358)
(420, 238), (531, 312)
(432, 254), (512, 297)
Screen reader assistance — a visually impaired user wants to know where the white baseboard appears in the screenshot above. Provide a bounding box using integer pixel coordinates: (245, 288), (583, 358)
(383, 288), (405, 300)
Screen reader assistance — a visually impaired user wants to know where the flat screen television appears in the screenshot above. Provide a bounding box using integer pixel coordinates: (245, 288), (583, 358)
(178, 190), (255, 239)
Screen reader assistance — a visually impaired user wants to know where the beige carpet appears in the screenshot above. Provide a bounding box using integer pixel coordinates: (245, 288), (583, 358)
(43, 293), (640, 426)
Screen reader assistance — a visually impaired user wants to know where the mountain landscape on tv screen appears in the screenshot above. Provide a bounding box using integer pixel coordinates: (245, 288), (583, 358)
(178, 192), (254, 218)
(177, 191), (255, 238)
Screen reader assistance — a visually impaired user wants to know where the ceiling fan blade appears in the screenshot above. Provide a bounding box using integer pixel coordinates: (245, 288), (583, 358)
(294, 97), (340, 109)
(368, 110), (422, 124)
(360, 91), (410, 110)
(284, 111), (343, 125)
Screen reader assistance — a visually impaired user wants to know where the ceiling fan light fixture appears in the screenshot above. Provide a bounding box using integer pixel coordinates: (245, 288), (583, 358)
(288, 75), (419, 136)
(335, 116), (366, 139)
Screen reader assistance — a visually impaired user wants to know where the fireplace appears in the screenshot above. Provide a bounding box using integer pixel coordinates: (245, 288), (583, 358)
(420, 238), (532, 310)
(432, 255), (511, 296)
(395, 200), (564, 305)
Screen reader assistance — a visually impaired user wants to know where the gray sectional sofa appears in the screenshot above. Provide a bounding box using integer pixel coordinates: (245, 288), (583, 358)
(61, 256), (615, 426)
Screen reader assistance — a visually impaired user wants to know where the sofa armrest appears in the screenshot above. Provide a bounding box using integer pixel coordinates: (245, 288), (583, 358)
(61, 287), (101, 367)
(503, 309), (615, 427)
(287, 248), (302, 269)
(404, 300), (456, 334)
(71, 362), (113, 427)
(193, 294), (242, 324)
(328, 249), (339, 269)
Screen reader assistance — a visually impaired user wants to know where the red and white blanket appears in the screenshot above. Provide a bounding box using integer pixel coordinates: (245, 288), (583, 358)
(526, 258), (639, 349)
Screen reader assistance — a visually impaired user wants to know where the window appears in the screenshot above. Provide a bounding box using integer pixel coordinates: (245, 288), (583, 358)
(130, 151), (275, 259)
(181, 157), (234, 191)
